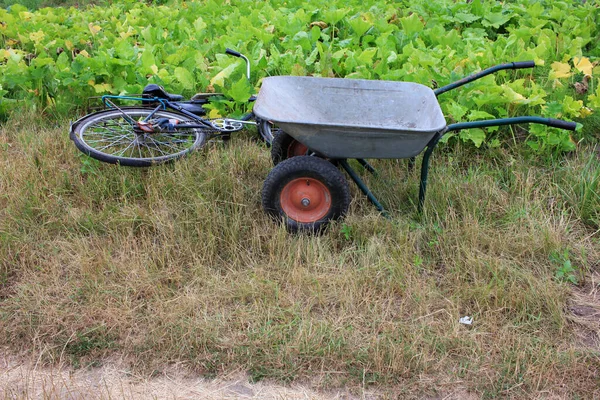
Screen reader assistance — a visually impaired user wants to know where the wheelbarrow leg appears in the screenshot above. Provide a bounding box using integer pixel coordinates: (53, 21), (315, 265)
(339, 159), (389, 218)
(357, 158), (377, 175)
(418, 132), (444, 212)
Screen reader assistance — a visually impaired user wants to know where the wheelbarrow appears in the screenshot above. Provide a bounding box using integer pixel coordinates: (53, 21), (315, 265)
(253, 61), (577, 232)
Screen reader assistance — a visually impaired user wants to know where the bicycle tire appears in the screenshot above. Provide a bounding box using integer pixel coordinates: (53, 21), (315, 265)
(257, 118), (280, 146)
(70, 107), (209, 167)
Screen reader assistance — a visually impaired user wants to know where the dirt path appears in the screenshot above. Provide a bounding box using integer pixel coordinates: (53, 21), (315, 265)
(0, 355), (376, 400)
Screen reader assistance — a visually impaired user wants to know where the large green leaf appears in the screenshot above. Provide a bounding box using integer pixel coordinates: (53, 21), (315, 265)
(483, 12), (512, 29)
(227, 76), (252, 103)
(400, 13), (423, 36)
(210, 63), (238, 87)
(174, 67), (195, 91)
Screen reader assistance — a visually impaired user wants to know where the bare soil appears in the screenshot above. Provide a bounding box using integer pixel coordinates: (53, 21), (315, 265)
(1, 353), (491, 399)
(568, 270), (600, 350)
(0, 354), (376, 400)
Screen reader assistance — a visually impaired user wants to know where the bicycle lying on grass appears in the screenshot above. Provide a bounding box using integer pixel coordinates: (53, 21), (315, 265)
(69, 49), (275, 167)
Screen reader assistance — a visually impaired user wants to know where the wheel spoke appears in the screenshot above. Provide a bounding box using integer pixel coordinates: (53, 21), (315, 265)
(86, 120), (132, 136)
(86, 134), (132, 147)
(142, 142), (167, 157)
(74, 109), (202, 166)
(96, 139), (133, 152)
(114, 141), (136, 157)
(85, 127), (127, 138)
(147, 135), (190, 152)
(140, 138), (168, 156)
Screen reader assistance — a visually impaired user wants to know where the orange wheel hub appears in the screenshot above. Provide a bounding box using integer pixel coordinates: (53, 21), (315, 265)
(287, 141), (308, 157)
(280, 178), (331, 223)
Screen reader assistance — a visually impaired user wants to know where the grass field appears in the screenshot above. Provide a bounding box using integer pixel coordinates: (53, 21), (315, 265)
(0, 112), (599, 398)
(1, 0), (599, 397)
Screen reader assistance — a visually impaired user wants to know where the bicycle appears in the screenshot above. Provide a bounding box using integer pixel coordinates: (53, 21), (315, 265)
(69, 49), (276, 167)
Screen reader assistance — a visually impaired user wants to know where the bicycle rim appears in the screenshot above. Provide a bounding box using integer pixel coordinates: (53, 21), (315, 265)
(73, 108), (208, 167)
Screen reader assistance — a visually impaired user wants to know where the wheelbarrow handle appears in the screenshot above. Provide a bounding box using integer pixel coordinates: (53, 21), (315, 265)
(512, 61), (536, 69)
(224, 48), (251, 81)
(418, 115), (575, 212)
(547, 118), (577, 131)
(434, 61), (536, 96)
(447, 116), (577, 132)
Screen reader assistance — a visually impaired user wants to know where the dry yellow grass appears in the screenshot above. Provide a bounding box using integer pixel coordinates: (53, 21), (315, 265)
(1, 113), (599, 398)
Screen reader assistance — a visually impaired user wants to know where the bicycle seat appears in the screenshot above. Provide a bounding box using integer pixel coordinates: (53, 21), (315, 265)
(142, 84), (184, 102)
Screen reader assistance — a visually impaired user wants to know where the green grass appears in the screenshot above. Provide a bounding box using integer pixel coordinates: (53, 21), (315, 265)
(0, 113), (599, 397)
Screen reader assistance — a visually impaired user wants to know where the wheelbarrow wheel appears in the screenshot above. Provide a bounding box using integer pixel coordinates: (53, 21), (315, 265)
(262, 156), (350, 233)
(271, 130), (310, 166)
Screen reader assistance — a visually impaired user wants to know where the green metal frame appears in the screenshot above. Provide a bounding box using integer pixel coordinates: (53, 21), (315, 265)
(337, 116), (576, 216)
(338, 128), (446, 216)
(339, 159), (389, 218)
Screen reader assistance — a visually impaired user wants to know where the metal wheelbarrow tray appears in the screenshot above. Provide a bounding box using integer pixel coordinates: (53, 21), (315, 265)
(253, 77), (447, 159)
(253, 62), (578, 233)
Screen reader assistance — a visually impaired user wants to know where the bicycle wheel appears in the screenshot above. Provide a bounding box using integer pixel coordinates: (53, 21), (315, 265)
(70, 107), (208, 167)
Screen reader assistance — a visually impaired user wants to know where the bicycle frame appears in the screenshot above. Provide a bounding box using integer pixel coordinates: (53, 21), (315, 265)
(100, 94), (256, 138)
(94, 48), (260, 138)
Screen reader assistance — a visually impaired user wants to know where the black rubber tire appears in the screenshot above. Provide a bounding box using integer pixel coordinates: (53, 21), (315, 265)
(256, 118), (279, 146)
(70, 107), (207, 167)
(270, 130), (311, 166)
(262, 156), (351, 233)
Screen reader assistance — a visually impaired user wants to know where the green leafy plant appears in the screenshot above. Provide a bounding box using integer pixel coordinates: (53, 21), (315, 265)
(551, 249), (578, 285)
(0, 0), (598, 150)
(413, 254), (424, 268)
(340, 223), (353, 240)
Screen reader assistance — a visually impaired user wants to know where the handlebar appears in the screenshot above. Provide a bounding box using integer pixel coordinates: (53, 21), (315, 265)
(225, 48), (242, 58)
(224, 48), (250, 80)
